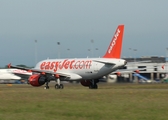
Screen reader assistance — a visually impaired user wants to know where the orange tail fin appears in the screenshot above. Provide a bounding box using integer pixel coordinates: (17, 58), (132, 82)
(103, 25), (124, 58)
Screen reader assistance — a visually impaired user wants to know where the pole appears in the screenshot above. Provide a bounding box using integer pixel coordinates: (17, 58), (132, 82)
(133, 49), (137, 82)
(95, 48), (98, 57)
(34, 40), (37, 65)
(88, 49), (91, 57)
(67, 48), (70, 58)
(167, 48), (168, 75)
(57, 42), (60, 58)
(133, 49), (137, 63)
(129, 48), (132, 58)
(91, 39), (94, 57)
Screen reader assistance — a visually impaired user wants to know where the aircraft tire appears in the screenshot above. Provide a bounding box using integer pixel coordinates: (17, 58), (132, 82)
(89, 85), (93, 89)
(59, 84), (64, 89)
(55, 84), (59, 89)
(89, 84), (98, 89)
(94, 84), (98, 89)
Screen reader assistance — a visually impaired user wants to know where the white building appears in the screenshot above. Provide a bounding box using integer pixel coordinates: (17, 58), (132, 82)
(107, 56), (167, 83)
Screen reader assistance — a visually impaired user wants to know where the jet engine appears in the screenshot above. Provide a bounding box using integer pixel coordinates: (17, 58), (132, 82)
(28, 74), (46, 87)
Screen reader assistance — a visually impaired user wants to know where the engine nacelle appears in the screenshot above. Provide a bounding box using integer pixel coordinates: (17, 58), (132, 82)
(80, 80), (91, 87)
(28, 74), (46, 87)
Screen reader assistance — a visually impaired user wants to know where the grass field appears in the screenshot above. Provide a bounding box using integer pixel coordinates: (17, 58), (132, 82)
(1, 83), (168, 120)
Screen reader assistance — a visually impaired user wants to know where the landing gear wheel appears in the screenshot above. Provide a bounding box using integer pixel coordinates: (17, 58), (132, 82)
(59, 84), (64, 89)
(94, 84), (98, 89)
(89, 85), (93, 89)
(89, 84), (98, 89)
(55, 84), (64, 89)
(55, 84), (59, 89)
(44, 86), (49, 89)
(89, 79), (99, 89)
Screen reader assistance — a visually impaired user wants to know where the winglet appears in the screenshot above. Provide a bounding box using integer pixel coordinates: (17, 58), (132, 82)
(8, 63), (11, 68)
(103, 25), (124, 58)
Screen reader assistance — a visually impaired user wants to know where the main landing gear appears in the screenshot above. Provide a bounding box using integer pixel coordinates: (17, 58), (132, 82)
(89, 79), (99, 89)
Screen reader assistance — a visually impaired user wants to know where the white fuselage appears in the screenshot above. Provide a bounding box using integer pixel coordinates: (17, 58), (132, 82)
(35, 58), (126, 80)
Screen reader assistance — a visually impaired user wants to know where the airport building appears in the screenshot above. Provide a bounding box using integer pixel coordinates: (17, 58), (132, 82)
(107, 56), (168, 83)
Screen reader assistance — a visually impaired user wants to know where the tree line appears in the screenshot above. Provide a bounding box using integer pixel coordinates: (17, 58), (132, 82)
(1, 64), (34, 69)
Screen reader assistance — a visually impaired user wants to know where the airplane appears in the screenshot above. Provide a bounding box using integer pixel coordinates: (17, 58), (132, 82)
(8, 24), (127, 89)
(0, 69), (21, 80)
(0, 69), (32, 79)
(0, 69), (32, 76)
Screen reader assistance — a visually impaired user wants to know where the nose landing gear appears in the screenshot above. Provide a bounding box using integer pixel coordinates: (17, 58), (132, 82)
(55, 77), (64, 89)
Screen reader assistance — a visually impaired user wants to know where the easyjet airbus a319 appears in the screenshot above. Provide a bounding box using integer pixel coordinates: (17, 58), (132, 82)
(8, 25), (127, 89)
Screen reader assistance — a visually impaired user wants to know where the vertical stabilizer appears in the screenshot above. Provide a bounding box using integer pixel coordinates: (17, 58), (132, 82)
(103, 25), (124, 58)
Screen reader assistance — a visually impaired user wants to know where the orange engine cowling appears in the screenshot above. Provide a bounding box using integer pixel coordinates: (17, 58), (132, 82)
(28, 74), (46, 87)
(80, 80), (91, 87)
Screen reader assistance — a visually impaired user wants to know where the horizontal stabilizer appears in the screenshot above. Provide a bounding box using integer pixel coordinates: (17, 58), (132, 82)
(93, 60), (115, 65)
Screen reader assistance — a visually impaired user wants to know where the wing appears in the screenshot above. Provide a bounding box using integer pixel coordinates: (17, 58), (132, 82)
(7, 63), (70, 78)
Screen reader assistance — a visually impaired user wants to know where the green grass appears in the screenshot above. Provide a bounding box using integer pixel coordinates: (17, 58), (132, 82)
(1, 83), (168, 120)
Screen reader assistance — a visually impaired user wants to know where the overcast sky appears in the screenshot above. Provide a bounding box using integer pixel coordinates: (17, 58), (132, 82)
(0, 0), (168, 67)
